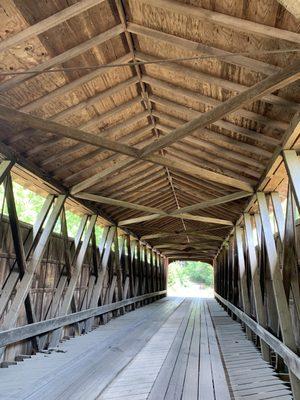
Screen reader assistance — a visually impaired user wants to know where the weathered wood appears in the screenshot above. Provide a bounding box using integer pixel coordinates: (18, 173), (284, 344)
(0, 0), (107, 53)
(142, 0), (300, 43)
(271, 192), (285, 242)
(0, 290), (167, 348)
(244, 213), (270, 361)
(49, 214), (97, 347)
(4, 174), (40, 350)
(0, 195), (66, 357)
(0, 24), (124, 92)
(257, 192), (300, 397)
(283, 150), (300, 210)
(139, 59), (300, 157)
(215, 293), (300, 381)
(0, 161), (13, 184)
(235, 227), (251, 339)
(276, 0), (300, 18)
(127, 23), (280, 75)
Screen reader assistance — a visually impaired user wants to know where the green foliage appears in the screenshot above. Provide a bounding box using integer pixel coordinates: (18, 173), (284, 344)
(0, 180), (105, 240)
(168, 261), (213, 288)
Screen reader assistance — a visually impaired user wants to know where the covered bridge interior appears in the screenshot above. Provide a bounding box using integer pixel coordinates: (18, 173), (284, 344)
(0, 0), (299, 398)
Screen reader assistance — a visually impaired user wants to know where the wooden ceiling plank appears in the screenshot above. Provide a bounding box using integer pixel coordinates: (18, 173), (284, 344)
(33, 97), (143, 161)
(0, 104), (138, 158)
(137, 52), (299, 110)
(127, 23), (280, 76)
(276, 0), (300, 19)
(160, 149), (255, 190)
(169, 141), (261, 180)
(156, 119), (271, 165)
(81, 105), (147, 131)
(141, 0), (300, 44)
(95, 163), (162, 194)
(154, 110), (277, 152)
(0, 109), (258, 193)
(70, 159), (137, 194)
(52, 76), (139, 122)
(0, 24), (124, 92)
(148, 85), (285, 141)
(111, 182), (171, 209)
(140, 58), (300, 157)
(171, 171), (234, 196)
(55, 125), (151, 178)
(0, 0), (106, 53)
(19, 53), (132, 113)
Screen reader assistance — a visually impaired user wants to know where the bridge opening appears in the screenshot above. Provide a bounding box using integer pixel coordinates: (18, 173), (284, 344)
(167, 260), (214, 297)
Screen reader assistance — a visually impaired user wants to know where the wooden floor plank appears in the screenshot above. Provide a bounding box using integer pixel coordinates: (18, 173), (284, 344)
(2, 296), (281, 400)
(208, 300), (293, 400)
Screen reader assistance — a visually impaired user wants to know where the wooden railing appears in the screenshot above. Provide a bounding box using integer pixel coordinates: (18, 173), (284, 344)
(0, 290), (166, 348)
(215, 292), (300, 381)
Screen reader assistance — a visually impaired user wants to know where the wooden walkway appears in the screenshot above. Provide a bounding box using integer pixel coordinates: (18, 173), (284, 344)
(0, 297), (292, 400)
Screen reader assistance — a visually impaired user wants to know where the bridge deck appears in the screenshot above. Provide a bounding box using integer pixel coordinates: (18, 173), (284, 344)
(0, 297), (292, 400)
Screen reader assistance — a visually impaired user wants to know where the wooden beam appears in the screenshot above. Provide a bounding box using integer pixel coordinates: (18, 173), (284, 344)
(0, 160), (14, 185)
(0, 24), (124, 92)
(139, 59), (300, 157)
(142, 0), (300, 43)
(0, 110), (253, 193)
(0, 195), (66, 357)
(0, 0), (106, 53)
(149, 90), (285, 144)
(235, 227), (251, 338)
(171, 191), (252, 215)
(138, 52), (297, 110)
(118, 213), (233, 226)
(0, 195), (55, 318)
(70, 159), (138, 194)
(0, 290), (166, 349)
(49, 214), (97, 347)
(32, 96), (143, 162)
(276, 0), (300, 19)
(270, 192), (285, 242)
(141, 232), (223, 241)
(0, 104), (139, 158)
(75, 192), (165, 214)
(127, 23), (279, 76)
(20, 53), (131, 113)
(146, 154), (254, 192)
(244, 213), (270, 361)
(75, 192), (234, 226)
(4, 174), (40, 350)
(257, 191), (300, 397)
(283, 150), (300, 210)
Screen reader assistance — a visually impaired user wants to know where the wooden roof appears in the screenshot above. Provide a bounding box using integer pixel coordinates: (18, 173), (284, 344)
(0, 0), (299, 262)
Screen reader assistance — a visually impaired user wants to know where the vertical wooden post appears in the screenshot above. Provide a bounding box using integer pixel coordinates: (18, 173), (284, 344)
(244, 213), (269, 360)
(257, 192), (300, 397)
(235, 227), (251, 339)
(48, 215), (97, 347)
(0, 195), (66, 356)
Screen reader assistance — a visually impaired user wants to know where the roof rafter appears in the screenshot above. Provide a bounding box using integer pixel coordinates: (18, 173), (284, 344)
(141, 0), (300, 44)
(137, 52), (298, 110)
(0, 0), (107, 53)
(74, 192), (235, 226)
(0, 24), (125, 92)
(139, 58), (300, 157)
(127, 23), (280, 76)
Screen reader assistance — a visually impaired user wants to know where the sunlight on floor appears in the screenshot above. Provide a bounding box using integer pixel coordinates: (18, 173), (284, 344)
(167, 283), (214, 298)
